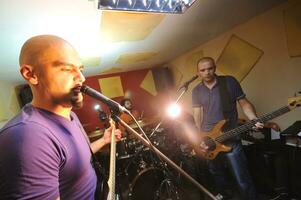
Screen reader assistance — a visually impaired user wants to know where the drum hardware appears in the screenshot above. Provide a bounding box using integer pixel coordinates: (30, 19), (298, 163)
(179, 143), (194, 157)
(97, 122), (211, 199)
(113, 131), (218, 200)
(155, 178), (180, 200)
(115, 123), (213, 200)
(115, 140), (183, 200)
(93, 106), (218, 199)
(116, 137), (147, 160)
(127, 166), (164, 200)
(116, 137), (135, 160)
(117, 151), (164, 200)
(83, 78), (216, 198)
(137, 159), (147, 170)
(116, 116), (218, 200)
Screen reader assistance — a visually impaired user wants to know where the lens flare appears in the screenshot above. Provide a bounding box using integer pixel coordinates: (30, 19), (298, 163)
(167, 103), (181, 118)
(94, 104), (100, 110)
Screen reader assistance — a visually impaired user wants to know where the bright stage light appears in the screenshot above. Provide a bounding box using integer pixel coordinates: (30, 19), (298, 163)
(95, 0), (196, 14)
(94, 104), (100, 110)
(167, 103), (181, 118)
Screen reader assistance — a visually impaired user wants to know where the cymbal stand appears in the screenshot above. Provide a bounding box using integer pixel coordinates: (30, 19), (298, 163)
(154, 159), (180, 200)
(155, 177), (180, 200)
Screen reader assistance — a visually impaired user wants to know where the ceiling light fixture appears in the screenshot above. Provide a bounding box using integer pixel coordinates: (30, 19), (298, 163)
(95, 0), (196, 14)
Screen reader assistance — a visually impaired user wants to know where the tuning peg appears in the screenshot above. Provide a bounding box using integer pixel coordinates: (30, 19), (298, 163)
(294, 91), (301, 97)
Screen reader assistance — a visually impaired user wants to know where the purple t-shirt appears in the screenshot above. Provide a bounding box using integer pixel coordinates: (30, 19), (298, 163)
(0, 104), (97, 200)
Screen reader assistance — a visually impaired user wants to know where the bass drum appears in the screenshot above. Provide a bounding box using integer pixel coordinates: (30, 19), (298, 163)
(128, 167), (164, 200)
(118, 152), (164, 200)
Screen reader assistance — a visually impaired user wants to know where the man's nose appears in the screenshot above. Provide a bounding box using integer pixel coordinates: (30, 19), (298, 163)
(74, 69), (86, 83)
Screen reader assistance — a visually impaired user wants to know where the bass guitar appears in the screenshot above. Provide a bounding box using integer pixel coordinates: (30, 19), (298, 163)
(193, 96), (301, 160)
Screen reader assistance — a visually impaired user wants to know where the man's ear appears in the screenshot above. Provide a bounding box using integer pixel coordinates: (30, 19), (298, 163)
(20, 65), (38, 85)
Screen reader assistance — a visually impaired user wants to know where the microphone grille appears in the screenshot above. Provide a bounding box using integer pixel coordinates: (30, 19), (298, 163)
(80, 85), (88, 93)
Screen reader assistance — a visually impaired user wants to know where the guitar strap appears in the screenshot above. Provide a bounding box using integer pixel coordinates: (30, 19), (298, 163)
(217, 76), (232, 129)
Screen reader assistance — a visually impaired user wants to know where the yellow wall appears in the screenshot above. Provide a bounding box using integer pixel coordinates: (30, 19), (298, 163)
(167, 2), (301, 130)
(0, 81), (20, 128)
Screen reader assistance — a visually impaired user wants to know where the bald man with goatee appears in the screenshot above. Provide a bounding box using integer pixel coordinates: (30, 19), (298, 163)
(0, 35), (121, 200)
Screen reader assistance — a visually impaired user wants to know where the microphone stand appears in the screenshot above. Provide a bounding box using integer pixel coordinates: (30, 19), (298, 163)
(150, 77), (196, 137)
(148, 87), (187, 139)
(115, 115), (218, 200)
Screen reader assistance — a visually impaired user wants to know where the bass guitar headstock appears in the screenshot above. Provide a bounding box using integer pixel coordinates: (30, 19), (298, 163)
(288, 94), (301, 110)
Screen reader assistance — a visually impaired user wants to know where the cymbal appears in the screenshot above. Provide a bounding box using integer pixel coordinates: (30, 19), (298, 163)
(88, 129), (104, 139)
(128, 116), (160, 129)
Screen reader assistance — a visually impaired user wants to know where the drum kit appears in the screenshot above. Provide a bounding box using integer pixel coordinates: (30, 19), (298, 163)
(91, 117), (192, 200)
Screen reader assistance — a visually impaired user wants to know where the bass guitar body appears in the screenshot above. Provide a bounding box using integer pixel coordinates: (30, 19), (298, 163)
(193, 120), (231, 160)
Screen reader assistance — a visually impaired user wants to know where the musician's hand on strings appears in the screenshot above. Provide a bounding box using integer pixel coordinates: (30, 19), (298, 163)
(252, 121), (264, 131)
(103, 125), (122, 145)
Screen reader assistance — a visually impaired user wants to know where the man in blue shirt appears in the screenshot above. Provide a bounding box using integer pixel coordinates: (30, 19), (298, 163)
(192, 57), (262, 200)
(0, 35), (121, 199)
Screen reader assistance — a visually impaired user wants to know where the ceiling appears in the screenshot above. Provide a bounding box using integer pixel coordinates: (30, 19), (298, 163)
(0, 0), (286, 84)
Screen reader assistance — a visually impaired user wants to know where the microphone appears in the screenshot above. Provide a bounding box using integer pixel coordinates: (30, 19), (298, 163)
(80, 85), (128, 113)
(178, 75), (198, 91)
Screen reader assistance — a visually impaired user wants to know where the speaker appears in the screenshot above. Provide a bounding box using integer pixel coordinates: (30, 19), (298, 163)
(287, 146), (301, 198)
(151, 67), (173, 92)
(244, 142), (290, 196)
(19, 85), (33, 107)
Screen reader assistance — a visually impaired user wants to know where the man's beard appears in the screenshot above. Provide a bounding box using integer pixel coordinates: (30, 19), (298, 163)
(204, 75), (215, 83)
(71, 94), (84, 109)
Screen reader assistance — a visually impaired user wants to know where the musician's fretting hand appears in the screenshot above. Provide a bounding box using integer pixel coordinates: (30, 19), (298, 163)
(102, 125), (122, 145)
(252, 121), (264, 131)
